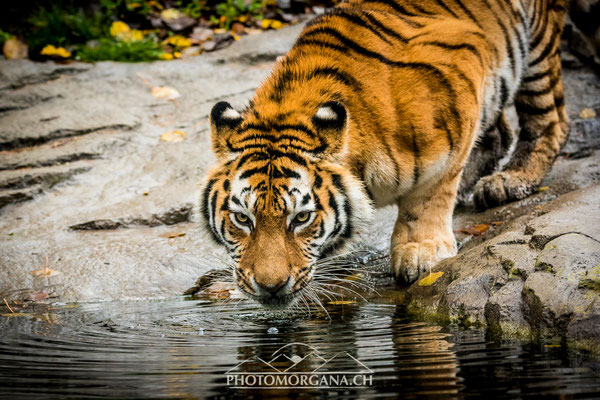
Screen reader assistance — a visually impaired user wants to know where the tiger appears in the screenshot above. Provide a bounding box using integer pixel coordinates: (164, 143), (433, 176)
(198, 0), (570, 307)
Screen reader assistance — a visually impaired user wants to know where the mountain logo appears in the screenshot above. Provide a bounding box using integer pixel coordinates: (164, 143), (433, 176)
(225, 342), (374, 388)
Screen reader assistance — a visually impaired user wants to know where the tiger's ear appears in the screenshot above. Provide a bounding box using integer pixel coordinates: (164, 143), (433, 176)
(312, 101), (348, 157)
(210, 101), (243, 159)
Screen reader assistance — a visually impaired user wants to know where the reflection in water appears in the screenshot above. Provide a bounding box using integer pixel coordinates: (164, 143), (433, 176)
(0, 298), (599, 398)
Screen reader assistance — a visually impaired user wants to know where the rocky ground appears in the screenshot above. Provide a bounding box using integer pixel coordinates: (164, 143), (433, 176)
(1, 23), (599, 347)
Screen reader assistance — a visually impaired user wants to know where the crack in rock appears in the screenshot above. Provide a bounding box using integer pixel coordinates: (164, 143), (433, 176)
(0, 123), (138, 151)
(69, 204), (194, 230)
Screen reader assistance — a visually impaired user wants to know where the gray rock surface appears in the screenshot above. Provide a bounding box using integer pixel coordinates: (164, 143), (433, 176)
(1, 23), (600, 347)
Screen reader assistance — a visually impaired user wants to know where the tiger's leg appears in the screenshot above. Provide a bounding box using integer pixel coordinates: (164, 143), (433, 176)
(391, 168), (461, 284)
(457, 112), (513, 205)
(473, 37), (568, 208)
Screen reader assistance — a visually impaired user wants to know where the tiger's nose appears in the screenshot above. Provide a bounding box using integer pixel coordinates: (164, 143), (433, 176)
(256, 277), (290, 295)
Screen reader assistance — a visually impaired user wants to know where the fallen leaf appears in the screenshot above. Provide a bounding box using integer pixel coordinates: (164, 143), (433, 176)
(160, 232), (186, 239)
(328, 300), (357, 305)
(152, 86), (180, 100)
(538, 186), (549, 192)
(3, 38), (28, 59)
(40, 44), (71, 58)
(30, 256), (61, 277)
(455, 224), (490, 236)
(580, 108), (596, 119)
(417, 271), (444, 287)
(544, 344), (561, 348)
(27, 291), (50, 302)
(491, 221), (503, 226)
(160, 130), (186, 142)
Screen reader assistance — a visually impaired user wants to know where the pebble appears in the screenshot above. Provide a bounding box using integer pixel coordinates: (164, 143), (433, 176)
(267, 327), (278, 334)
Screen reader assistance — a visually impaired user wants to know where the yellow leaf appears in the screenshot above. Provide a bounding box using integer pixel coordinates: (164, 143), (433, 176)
(165, 35), (191, 49)
(538, 186), (549, 192)
(151, 86), (180, 99)
(127, 2), (142, 9)
(160, 52), (174, 60)
(173, 51), (181, 58)
(417, 271), (444, 287)
(544, 344), (561, 348)
(261, 19), (272, 29)
(160, 130), (187, 142)
(110, 21), (130, 37)
(580, 108), (596, 119)
(117, 29), (144, 42)
(40, 45), (71, 58)
(270, 20), (283, 29)
(328, 300), (357, 305)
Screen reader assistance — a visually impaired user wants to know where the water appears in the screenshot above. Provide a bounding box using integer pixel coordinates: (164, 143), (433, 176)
(1, 298), (599, 398)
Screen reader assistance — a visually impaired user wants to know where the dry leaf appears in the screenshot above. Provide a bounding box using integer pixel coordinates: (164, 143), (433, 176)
(544, 344), (561, 348)
(328, 300), (357, 305)
(160, 232), (186, 239)
(491, 221), (503, 226)
(28, 291), (50, 302)
(455, 224), (490, 236)
(3, 38), (28, 59)
(417, 271), (444, 287)
(160, 130), (186, 142)
(30, 256), (61, 277)
(580, 108), (596, 119)
(538, 186), (549, 192)
(152, 86), (180, 100)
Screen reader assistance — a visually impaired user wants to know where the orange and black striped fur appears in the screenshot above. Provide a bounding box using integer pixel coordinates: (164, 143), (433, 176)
(199, 0), (570, 306)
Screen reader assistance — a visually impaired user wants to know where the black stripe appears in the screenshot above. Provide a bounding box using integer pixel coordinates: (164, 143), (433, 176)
(453, 0), (482, 28)
(240, 164), (270, 179)
(529, 27), (560, 67)
(307, 66), (363, 91)
(523, 68), (551, 83)
(239, 123), (317, 138)
(297, 27), (457, 107)
(499, 77), (509, 107)
(362, 0), (417, 17)
(433, 0), (459, 18)
(362, 11), (409, 43)
(420, 41), (483, 64)
(324, 9), (393, 44)
(515, 101), (555, 115)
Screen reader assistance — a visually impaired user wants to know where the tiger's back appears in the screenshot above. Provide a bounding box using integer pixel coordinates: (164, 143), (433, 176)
(200, 0), (570, 303)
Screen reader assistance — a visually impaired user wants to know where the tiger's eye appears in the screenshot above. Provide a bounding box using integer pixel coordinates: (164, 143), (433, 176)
(235, 213), (249, 224)
(294, 212), (310, 223)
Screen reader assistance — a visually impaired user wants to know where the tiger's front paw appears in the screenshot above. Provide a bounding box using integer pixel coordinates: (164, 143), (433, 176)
(391, 239), (456, 284)
(473, 172), (534, 210)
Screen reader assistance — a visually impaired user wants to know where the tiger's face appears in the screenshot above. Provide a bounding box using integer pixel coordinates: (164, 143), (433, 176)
(199, 101), (373, 307)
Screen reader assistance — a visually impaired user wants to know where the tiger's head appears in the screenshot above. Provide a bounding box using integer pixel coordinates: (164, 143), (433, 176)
(198, 100), (373, 307)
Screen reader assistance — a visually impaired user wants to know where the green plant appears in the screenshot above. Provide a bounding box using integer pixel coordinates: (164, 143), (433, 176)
(26, 3), (104, 53)
(0, 29), (13, 46)
(214, 0), (263, 29)
(76, 37), (164, 62)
